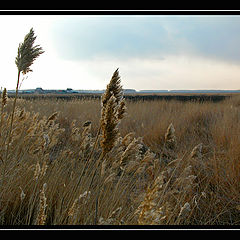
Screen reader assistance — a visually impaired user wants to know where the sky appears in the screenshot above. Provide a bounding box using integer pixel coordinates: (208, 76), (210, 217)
(1, 14), (240, 91)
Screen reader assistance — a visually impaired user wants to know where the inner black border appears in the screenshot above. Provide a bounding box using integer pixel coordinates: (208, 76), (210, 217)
(0, 10), (240, 15)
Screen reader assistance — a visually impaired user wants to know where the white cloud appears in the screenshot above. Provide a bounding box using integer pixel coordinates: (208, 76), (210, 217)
(58, 55), (240, 91)
(3, 53), (240, 91)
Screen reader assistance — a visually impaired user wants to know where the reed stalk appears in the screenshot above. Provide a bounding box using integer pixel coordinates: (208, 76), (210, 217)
(1, 28), (44, 196)
(5, 28), (44, 162)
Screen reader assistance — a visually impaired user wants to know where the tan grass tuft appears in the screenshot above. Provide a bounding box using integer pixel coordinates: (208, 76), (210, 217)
(119, 137), (142, 170)
(46, 112), (58, 125)
(68, 191), (91, 224)
(136, 156), (197, 225)
(34, 162), (41, 180)
(98, 207), (122, 225)
(165, 123), (177, 149)
(36, 183), (47, 225)
(190, 143), (203, 159)
(178, 202), (191, 220)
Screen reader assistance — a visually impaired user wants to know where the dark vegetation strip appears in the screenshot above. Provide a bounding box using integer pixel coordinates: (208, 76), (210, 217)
(7, 93), (229, 103)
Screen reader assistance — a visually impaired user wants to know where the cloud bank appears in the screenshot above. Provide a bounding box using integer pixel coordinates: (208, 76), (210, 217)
(51, 15), (240, 63)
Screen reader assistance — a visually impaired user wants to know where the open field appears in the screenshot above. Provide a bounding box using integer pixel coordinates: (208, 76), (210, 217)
(2, 87), (240, 226)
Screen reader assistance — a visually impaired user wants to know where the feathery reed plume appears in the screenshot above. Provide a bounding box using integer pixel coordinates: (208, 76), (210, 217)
(84, 69), (125, 165)
(122, 132), (135, 148)
(100, 69), (126, 157)
(86, 69), (125, 161)
(36, 183), (47, 225)
(165, 123), (177, 150)
(189, 143), (208, 177)
(46, 112), (58, 125)
(162, 123), (177, 164)
(117, 98), (126, 120)
(101, 68), (126, 122)
(100, 95), (120, 157)
(91, 69), (126, 225)
(101, 68), (122, 109)
(190, 143), (203, 159)
(5, 28), (44, 163)
(120, 137), (141, 170)
(15, 28), (44, 75)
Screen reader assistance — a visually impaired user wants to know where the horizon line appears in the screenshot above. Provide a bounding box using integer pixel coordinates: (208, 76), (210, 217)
(4, 88), (240, 92)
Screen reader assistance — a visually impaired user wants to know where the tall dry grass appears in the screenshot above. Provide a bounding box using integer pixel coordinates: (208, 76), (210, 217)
(2, 91), (240, 225)
(2, 28), (240, 226)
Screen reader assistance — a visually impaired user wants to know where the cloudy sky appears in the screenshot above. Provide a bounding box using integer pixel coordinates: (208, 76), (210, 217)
(1, 14), (240, 91)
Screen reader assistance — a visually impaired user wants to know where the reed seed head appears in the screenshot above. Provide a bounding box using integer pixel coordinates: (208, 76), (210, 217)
(46, 112), (58, 124)
(117, 99), (126, 120)
(190, 143), (203, 159)
(15, 28), (44, 75)
(100, 95), (119, 156)
(101, 68), (123, 108)
(100, 69), (126, 157)
(165, 123), (177, 149)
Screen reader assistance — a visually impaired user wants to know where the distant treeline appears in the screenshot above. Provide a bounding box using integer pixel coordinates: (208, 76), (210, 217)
(125, 94), (229, 103)
(7, 93), (230, 103)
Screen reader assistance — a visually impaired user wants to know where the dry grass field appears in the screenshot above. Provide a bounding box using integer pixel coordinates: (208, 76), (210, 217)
(2, 77), (240, 226)
(2, 27), (240, 227)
